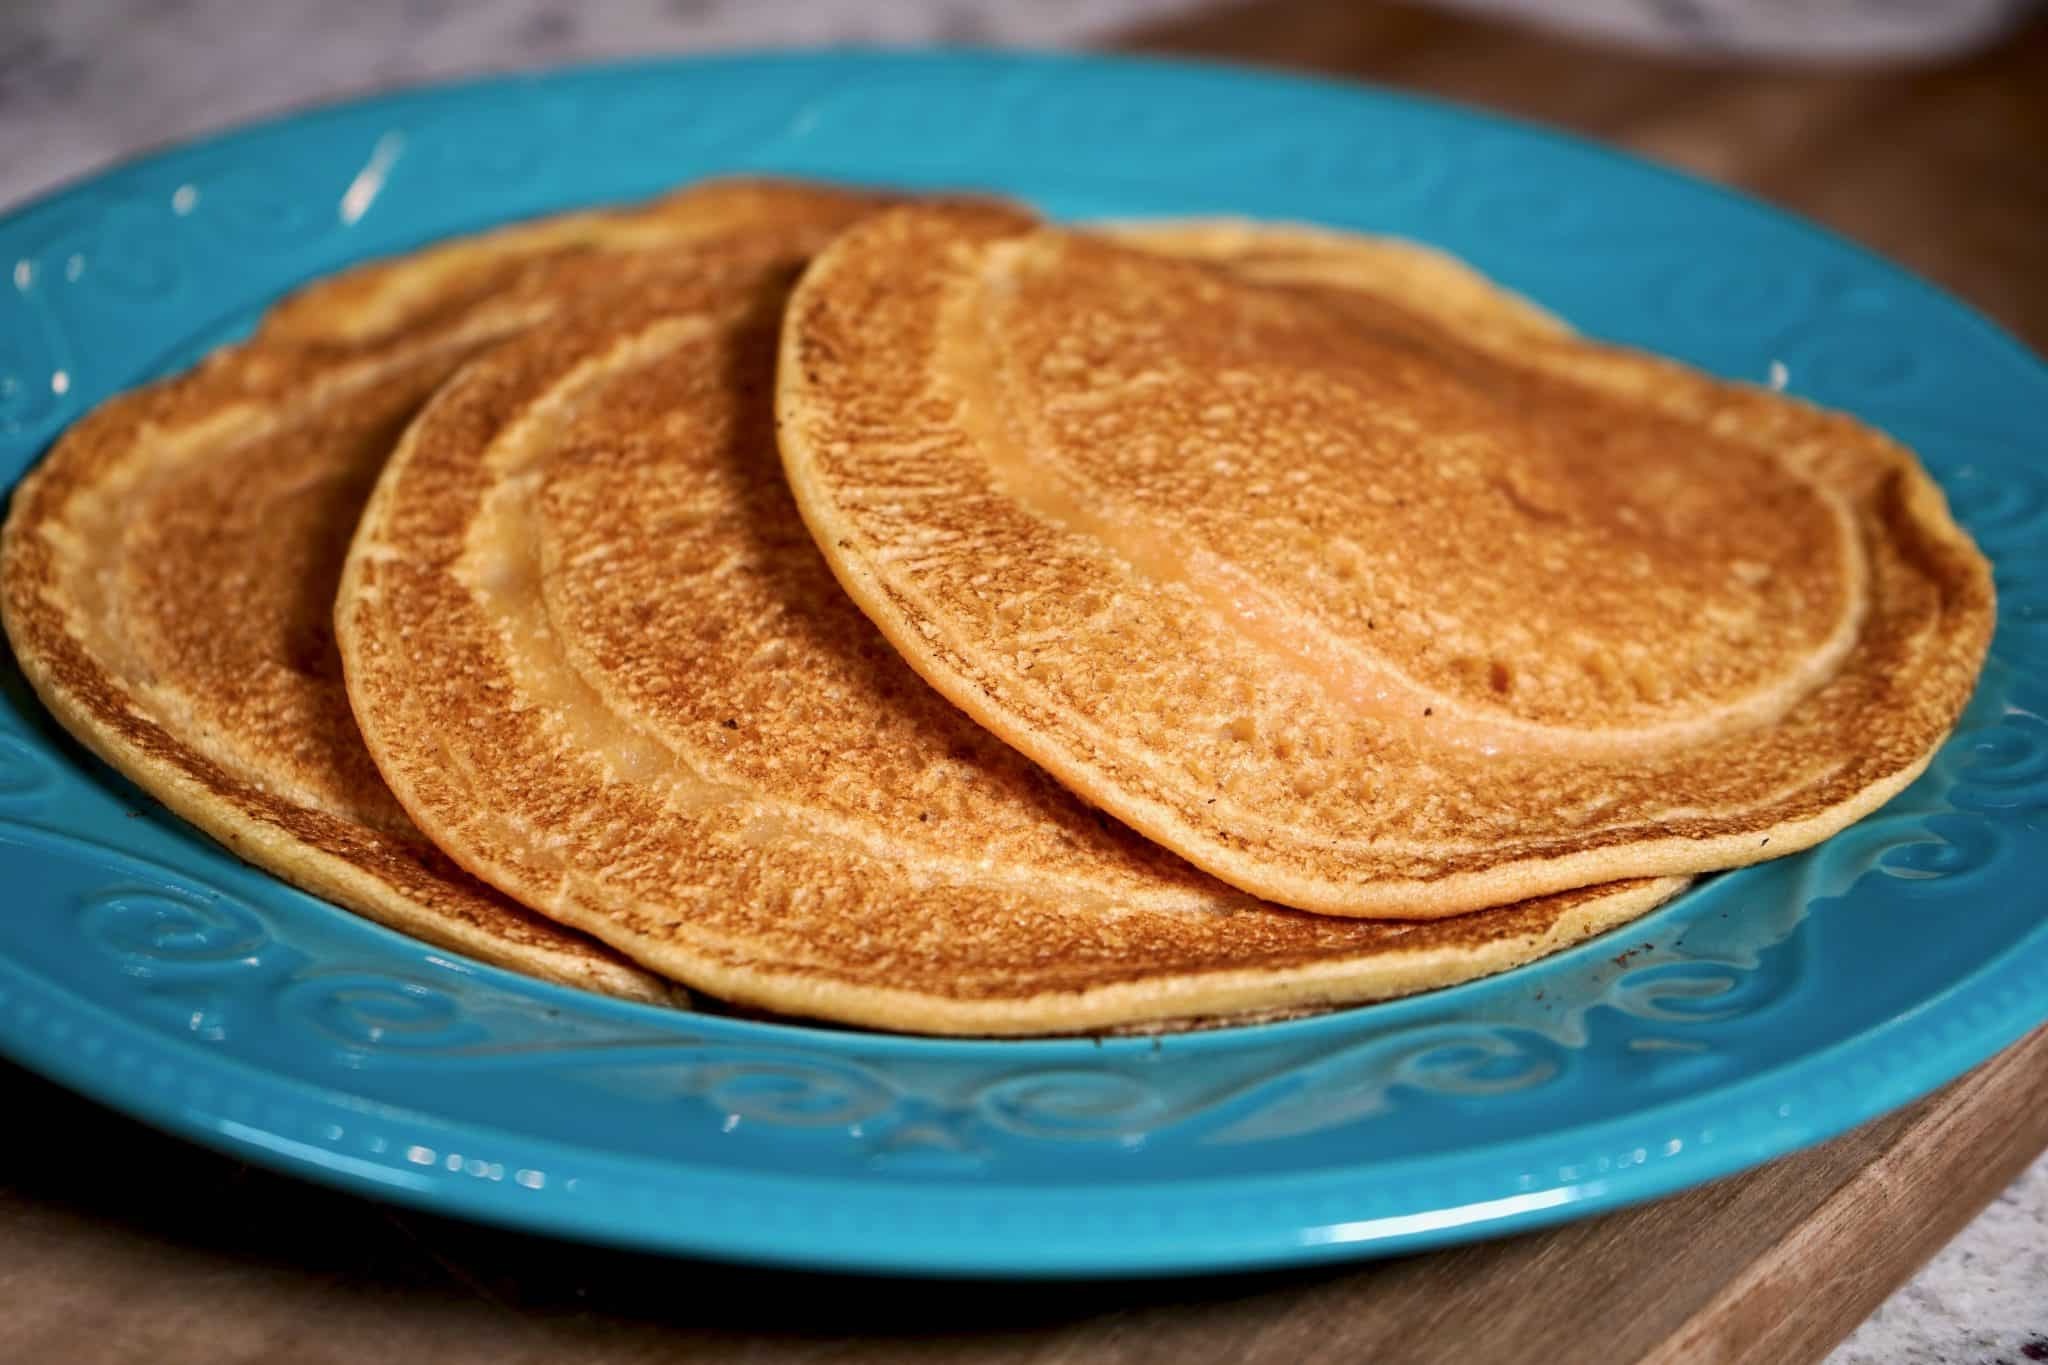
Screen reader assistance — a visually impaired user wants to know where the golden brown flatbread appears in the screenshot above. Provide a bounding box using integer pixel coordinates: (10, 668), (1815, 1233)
(0, 178), (894, 1002)
(776, 205), (1994, 918)
(335, 246), (1683, 1036)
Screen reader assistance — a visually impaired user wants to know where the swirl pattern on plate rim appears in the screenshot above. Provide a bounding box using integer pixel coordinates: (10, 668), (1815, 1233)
(0, 56), (2041, 1268)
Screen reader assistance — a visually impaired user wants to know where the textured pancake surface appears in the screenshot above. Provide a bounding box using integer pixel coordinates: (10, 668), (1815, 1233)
(335, 253), (1683, 1035)
(0, 179), (892, 1002)
(777, 206), (1994, 918)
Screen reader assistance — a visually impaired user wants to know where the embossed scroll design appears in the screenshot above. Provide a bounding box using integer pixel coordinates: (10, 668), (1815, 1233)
(79, 883), (268, 970)
(1, 58), (2046, 1181)
(74, 882), (272, 1042)
(2, 616), (2043, 1160)
(0, 187), (194, 442)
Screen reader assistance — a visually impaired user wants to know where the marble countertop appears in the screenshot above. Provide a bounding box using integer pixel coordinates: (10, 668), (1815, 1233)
(1, 2), (2042, 1361)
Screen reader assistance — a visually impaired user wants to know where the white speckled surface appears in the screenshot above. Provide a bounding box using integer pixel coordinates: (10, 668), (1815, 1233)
(1, 3), (2042, 1360)
(1831, 1153), (2048, 1365)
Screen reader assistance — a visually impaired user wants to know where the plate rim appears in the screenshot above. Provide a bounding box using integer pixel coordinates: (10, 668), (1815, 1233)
(1, 46), (2044, 1278)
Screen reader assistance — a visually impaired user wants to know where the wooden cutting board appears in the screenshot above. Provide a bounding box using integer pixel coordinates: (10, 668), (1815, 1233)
(1121, 1), (2048, 350)
(1, 1026), (2043, 1364)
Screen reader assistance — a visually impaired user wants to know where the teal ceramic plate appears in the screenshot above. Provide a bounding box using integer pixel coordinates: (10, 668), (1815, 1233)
(1, 51), (2043, 1278)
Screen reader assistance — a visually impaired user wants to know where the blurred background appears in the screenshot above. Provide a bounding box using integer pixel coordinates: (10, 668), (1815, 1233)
(0, 4), (2044, 1364)
(3, 0), (2044, 344)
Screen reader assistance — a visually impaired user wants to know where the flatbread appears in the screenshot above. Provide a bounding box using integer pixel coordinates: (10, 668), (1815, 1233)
(776, 205), (1994, 917)
(335, 249), (1684, 1036)
(0, 178), (893, 1001)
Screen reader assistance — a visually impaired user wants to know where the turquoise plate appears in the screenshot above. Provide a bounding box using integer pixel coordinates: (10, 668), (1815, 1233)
(1, 50), (2044, 1278)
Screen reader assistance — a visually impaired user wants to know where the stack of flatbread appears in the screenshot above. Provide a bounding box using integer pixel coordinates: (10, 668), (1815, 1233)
(1, 179), (1992, 1034)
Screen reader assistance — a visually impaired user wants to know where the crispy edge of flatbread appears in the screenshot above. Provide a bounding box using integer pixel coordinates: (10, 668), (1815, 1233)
(335, 247), (1690, 1035)
(775, 207), (1995, 919)
(0, 340), (682, 1003)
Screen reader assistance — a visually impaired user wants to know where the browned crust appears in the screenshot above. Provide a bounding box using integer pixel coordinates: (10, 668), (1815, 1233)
(0, 346), (674, 1000)
(0, 179), (901, 1004)
(258, 177), (908, 347)
(334, 235), (1687, 1036)
(775, 206), (1995, 918)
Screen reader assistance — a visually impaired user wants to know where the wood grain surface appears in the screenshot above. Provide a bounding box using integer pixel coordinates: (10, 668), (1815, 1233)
(4, 1027), (2043, 1365)
(3, 3), (2045, 1363)
(1124, 0), (2048, 350)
